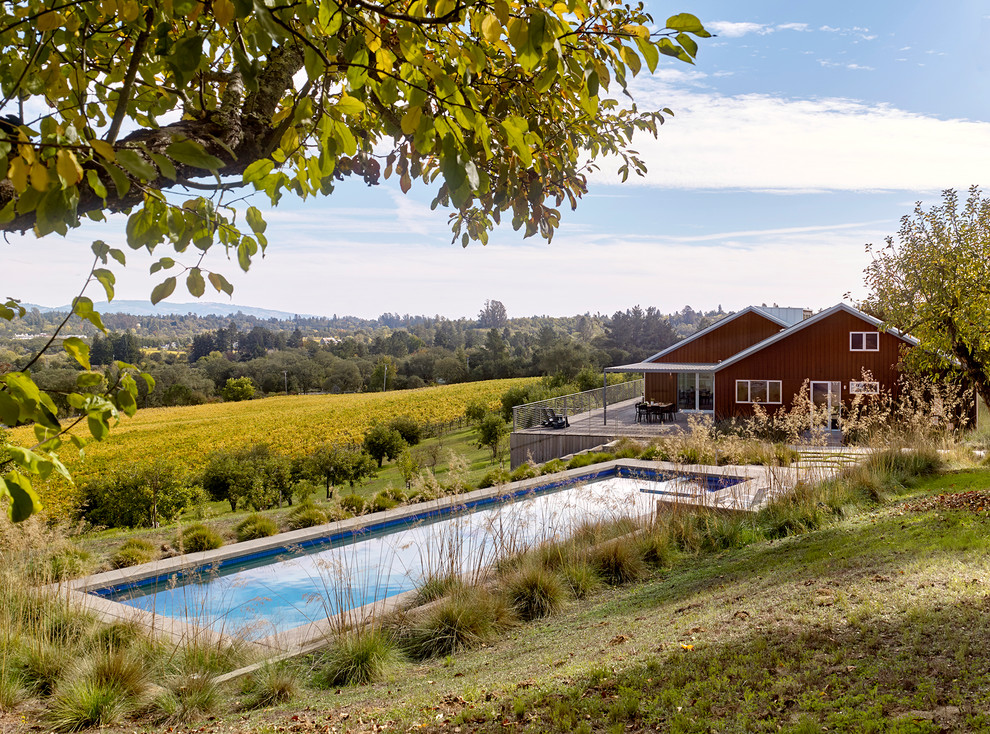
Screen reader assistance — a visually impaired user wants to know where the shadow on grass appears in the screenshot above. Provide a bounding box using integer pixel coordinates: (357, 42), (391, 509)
(453, 589), (990, 733)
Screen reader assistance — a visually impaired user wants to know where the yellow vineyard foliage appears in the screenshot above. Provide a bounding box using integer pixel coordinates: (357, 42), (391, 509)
(11, 379), (534, 502)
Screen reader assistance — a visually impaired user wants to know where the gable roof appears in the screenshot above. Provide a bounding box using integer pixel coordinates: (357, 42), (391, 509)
(645, 306), (790, 363)
(712, 302), (918, 372)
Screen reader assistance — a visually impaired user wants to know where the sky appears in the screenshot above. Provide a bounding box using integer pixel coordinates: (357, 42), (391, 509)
(5, 0), (990, 320)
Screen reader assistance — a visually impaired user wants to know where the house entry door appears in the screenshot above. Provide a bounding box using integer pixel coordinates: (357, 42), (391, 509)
(810, 381), (841, 431)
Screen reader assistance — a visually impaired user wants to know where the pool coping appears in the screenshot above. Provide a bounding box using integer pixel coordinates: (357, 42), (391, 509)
(61, 459), (797, 652)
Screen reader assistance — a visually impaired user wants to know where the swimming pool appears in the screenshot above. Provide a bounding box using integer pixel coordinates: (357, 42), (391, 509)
(92, 468), (745, 638)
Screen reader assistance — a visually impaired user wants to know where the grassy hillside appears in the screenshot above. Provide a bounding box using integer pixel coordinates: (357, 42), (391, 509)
(217, 464), (989, 732)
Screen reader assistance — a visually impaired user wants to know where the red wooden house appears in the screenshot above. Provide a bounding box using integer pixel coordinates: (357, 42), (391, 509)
(606, 303), (917, 422)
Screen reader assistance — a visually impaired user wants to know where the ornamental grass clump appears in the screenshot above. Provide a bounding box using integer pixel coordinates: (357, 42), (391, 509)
(109, 538), (158, 569)
(503, 563), (566, 621)
(242, 663), (300, 709)
(152, 673), (219, 724)
(285, 502), (329, 529)
(46, 678), (131, 732)
(589, 538), (646, 586)
(178, 523), (224, 553)
(314, 628), (399, 687)
(559, 559), (602, 599)
(401, 586), (514, 660)
(235, 513), (279, 542)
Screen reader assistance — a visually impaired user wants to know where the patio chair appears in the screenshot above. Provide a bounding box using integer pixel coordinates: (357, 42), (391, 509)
(661, 403), (678, 423)
(635, 402), (649, 423)
(543, 408), (569, 429)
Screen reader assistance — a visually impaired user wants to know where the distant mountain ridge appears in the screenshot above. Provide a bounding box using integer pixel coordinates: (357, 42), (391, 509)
(25, 301), (312, 320)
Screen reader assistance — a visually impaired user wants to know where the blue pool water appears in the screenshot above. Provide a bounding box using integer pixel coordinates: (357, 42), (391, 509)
(96, 470), (742, 637)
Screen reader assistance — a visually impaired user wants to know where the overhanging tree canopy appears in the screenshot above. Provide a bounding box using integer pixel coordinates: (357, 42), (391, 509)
(0, 0), (709, 520)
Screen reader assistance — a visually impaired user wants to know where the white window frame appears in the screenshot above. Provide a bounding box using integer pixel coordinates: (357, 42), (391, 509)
(850, 381), (880, 395)
(849, 332), (879, 352)
(735, 379), (782, 404)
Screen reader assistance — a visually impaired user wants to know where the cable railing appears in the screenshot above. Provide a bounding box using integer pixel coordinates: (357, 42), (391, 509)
(512, 378), (645, 431)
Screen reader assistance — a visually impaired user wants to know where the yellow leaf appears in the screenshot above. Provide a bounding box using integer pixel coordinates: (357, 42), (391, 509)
(30, 161), (50, 192)
(622, 24), (650, 39)
(482, 14), (501, 42)
(56, 150), (84, 186)
(551, 2), (568, 16)
(36, 11), (63, 31)
(401, 105), (422, 135)
(8, 157), (29, 192)
(18, 143), (35, 165)
(213, 0), (234, 26)
(89, 139), (116, 162)
(365, 30), (381, 53)
(680, 643), (694, 651)
(121, 0), (139, 21)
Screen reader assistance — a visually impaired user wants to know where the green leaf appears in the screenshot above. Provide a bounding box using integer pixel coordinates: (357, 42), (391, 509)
(2, 473), (42, 522)
(208, 271), (234, 296)
(676, 32), (698, 58)
(100, 161), (131, 198)
(116, 149), (157, 181)
(5, 447), (54, 481)
(243, 159), (274, 183)
(86, 169), (107, 198)
(635, 37), (660, 73)
(150, 257), (176, 274)
(336, 94), (366, 116)
(73, 297), (106, 332)
(170, 35), (204, 72)
(87, 412), (110, 440)
(666, 13), (705, 33)
(245, 206), (267, 234)
(166, 139), (225, 171)
(108, 248), (126, 265)
(63, 337), (91, 370)
(149, 152), (177, 180)
(93, 268), (115, 300)
(151, 277), (176, 305)
(499, 117), (532, 167)
(76, 372), (104, 388)
(0, 392), (20, 426)
(186, 268), (206, 297)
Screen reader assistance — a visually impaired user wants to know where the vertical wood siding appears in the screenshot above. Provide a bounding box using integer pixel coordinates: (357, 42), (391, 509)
(655, 311), (785, 364)
(713, 310), (906, 418)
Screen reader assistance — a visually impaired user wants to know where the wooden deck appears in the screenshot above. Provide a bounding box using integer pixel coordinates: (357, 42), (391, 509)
(510, 398), (694, 467)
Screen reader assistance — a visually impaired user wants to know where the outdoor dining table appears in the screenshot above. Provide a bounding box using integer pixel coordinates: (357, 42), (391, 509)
(636, 402), (674, 424)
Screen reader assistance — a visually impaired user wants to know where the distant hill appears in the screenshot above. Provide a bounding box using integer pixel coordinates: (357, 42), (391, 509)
(24, 301), (313, 320)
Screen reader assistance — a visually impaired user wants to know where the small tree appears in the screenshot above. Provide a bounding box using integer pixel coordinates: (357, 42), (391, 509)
(306, 444), (378, 498)
(221, 376), (256, 402)
(201, 450), (255, 512)
(82, 461), (191, 528)
(388, 416), (423, 446)
(864, 186), (990, 410)
(476, 414), (510, 463)
(363, 425), (407, 468)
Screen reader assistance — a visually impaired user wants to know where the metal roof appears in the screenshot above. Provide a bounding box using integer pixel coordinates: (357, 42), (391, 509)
(605, 303), (917, 376)
(606, 361), (718, 374)
(642, 306), (791, 363)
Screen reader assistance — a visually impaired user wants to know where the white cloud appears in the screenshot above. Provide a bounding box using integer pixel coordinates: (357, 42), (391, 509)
(819, 25), (840, 32)
(590, 85), (990, 193)
(776, 23), (810, 32)
(707, 21), (771, 37)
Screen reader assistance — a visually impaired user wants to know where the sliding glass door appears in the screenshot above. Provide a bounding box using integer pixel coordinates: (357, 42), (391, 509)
(677, 373), (715, 412)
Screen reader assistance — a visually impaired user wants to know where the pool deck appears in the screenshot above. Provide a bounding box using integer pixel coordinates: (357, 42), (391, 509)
(59, 458), (821, 654)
